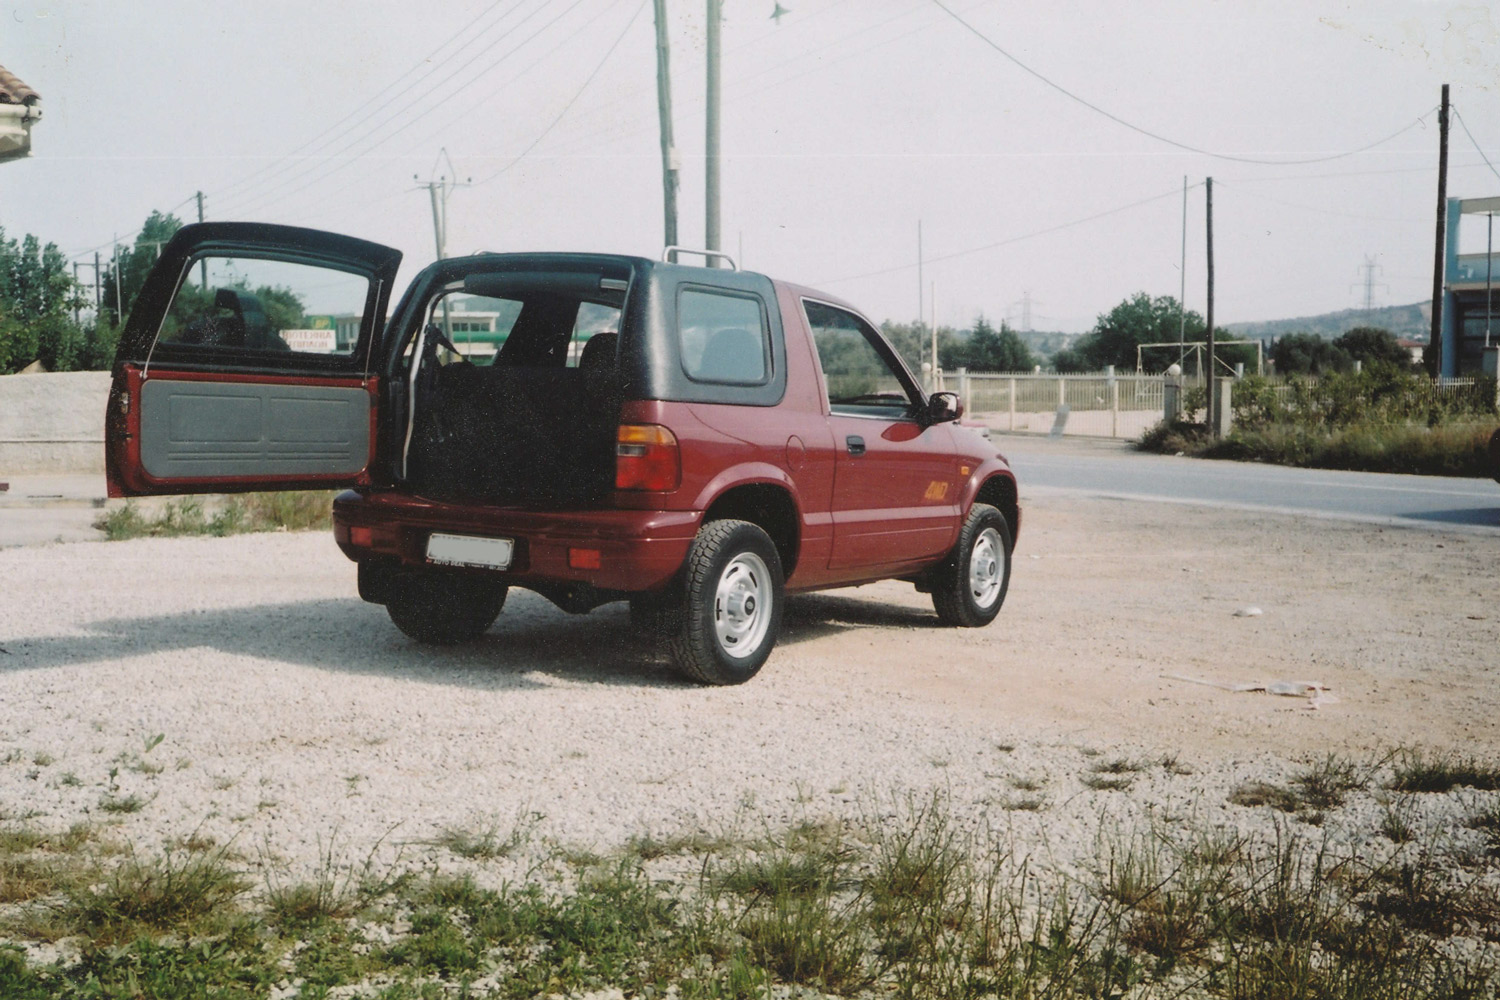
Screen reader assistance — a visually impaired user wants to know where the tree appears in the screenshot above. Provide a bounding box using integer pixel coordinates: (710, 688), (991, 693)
(945, 315), (1035, 372)
(0, 228), (83, 373)
(1050, 346), (1091, 373)
(879, 320), (959, 374)
(99, 210), (184, 326)
(1064, 293), (1206, 372)
(1333, 326), (1410, 369)
(1271, 332), (1351, 375)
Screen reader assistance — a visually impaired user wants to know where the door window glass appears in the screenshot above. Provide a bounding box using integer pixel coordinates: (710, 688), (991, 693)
(804, 300), (915, 415)
(157, 256), (370, 355)
(679, 288), (770, 384)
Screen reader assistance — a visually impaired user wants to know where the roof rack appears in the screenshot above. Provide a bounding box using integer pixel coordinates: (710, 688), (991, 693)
(663, 246), (738, 270)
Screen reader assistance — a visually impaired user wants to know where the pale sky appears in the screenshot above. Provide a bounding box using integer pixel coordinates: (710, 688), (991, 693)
(4, 0), (1499, 332)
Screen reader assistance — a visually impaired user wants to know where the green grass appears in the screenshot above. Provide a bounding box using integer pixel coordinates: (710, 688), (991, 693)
(1228, 755), (1369, 823)
(1141, 417), (1497, 477)
(95, 491), (334, 541)
(1390, 751), (1500, 793)
(96, 792), (147, 815)
(429, 810), (543, 861)
(1, 790), (1498, 998)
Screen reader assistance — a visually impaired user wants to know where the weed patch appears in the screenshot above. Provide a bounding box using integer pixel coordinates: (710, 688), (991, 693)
(1391, 751), (1500, 793)
(1, 797), (1497, 997)
(95, 491), (334, 541)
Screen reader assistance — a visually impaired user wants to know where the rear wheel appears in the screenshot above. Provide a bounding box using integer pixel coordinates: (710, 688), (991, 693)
(931, 503), (1011, 627)
(385, 571), (507, 646)
(667, 520), (784, 685)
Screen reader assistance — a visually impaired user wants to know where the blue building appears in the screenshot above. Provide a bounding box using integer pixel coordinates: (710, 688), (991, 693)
(1440, 195), (1500, 375)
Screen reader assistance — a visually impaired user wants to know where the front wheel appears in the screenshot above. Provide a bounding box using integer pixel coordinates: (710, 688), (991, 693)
(385, 572), (507, 646)
(667, 520), (784, 685)
(931, 504), (1012, 627)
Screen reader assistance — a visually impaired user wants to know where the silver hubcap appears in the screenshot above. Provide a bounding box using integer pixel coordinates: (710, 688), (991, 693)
(714, 551), (772, 659)
(968, 527), (1004, 609)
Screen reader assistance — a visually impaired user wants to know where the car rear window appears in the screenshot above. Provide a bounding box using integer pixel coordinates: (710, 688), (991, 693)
(157, 254), (371, 357)
(678, 287), (770, 385)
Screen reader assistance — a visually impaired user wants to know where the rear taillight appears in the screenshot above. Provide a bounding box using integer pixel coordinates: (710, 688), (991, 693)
(615, 424), (681, 491)
(346, 524), (400, 553)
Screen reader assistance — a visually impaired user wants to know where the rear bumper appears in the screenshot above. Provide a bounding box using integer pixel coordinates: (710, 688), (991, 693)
(331, 490), (699, 593)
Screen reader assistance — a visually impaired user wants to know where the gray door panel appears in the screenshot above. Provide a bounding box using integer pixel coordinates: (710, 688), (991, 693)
(140, 379), (370, 480)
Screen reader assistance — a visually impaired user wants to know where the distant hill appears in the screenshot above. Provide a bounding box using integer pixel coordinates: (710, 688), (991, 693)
(1224, 301), (1430, 342)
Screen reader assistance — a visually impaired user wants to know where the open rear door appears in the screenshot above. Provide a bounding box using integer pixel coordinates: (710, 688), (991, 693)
(106, 222), (402, 498)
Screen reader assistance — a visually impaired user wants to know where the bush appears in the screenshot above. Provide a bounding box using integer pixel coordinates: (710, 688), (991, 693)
(1141, 366), (1498, 476)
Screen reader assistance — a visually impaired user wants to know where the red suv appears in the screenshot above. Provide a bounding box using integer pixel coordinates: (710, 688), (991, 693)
(107, 223), (1019, 684)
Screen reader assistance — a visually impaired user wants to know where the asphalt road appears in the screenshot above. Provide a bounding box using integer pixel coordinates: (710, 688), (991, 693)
(3, 437), (1498, 547)
(995, 433), (1500, 536)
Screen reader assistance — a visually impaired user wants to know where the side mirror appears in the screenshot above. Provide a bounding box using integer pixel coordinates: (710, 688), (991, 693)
(927, 391), (963, 424)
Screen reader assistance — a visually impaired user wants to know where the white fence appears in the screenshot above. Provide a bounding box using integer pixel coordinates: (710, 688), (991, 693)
(950, 369), (1165, 439)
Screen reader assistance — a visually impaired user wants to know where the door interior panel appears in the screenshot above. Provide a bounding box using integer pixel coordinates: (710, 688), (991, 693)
(139, 378), (370, 480)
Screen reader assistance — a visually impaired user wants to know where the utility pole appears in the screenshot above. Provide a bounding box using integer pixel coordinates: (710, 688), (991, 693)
(917, 219), (923, 332)
(651, 0), (679, 248)
(93, 251), (102, 315)
(1429, 83), (1450, 374)
(1179, 175), (1187, 357)
(705, 0), (722, 262)
(112, 237), (122, 323)
(1487, 212), (1494, 348)
(196, 191), (207, 289)
(417, 157), (469, 340)
(1205, 177), (1216, 434)
(930, 281), (938, 391)
(71, 262), (82, 325)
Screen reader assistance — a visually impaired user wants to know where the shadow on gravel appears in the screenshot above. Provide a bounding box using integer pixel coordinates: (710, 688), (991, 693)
(0, 588), (941, 686)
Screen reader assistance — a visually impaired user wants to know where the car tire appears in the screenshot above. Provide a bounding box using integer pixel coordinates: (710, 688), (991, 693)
(667, 519), (784, 686)
(385, 572), (507, 646)
(1489, 428), (1500, 485)
(931, 503), (1012, 627)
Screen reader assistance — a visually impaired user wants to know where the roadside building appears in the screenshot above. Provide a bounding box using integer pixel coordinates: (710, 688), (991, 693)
(0, 64), (41, 164)
(1439, 195), (1500, 375)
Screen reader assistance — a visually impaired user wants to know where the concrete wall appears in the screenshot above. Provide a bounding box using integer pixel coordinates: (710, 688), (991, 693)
(0, 371), (111, 474)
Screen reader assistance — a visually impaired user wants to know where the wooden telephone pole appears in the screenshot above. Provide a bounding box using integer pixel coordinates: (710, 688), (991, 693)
(1429, 83), (1450, 374)
(1206, 177), (1216, 435)
(705, 0), (722, 261)
(651, 0), (679, 248)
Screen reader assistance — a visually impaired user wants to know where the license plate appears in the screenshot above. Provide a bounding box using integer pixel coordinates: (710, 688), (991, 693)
(425, 533), (513, 570)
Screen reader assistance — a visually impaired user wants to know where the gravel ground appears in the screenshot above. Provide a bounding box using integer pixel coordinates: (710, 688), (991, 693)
(1, 493), (1497, 884)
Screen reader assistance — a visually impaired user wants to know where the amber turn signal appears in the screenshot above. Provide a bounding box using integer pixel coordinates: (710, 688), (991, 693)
(615, 424), (681, 491)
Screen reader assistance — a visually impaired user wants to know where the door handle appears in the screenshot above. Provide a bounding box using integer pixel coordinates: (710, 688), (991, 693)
(846, 435), (865, 456)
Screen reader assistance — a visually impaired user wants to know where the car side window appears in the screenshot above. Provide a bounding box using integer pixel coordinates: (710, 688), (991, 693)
(804, 300), (916, 416)
(678, 287), (770, 385)
(157, 255), (370, 356)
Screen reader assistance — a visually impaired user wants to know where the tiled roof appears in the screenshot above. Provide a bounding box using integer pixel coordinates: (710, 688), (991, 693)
(0, 65), (39, 105)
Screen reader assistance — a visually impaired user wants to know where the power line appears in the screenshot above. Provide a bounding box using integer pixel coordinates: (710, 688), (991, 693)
(541, 0), (930, 162)
(207, 0), (530, 207)
(1216, 183), (1426, 225)
(472, 0), (647, 186)
(1453, 108), (1500, 183)
(818, 186), (1189, 286)
(929, 0), (1434, 166)
(218, 0), (591, 218)
(64, 195), (198, 263)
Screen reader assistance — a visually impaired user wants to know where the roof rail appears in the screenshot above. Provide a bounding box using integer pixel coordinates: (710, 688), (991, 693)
(663, 246), (738, 270)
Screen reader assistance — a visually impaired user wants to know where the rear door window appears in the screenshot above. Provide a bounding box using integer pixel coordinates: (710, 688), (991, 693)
(157, 255), (372, 361)
(678, 287), (770, 385)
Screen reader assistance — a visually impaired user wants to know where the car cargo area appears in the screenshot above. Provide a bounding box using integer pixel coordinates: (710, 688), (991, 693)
(402, 268), (627, 508)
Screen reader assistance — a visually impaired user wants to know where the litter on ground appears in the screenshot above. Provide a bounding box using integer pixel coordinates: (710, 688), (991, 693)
(1162, 674), (1339, 709)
